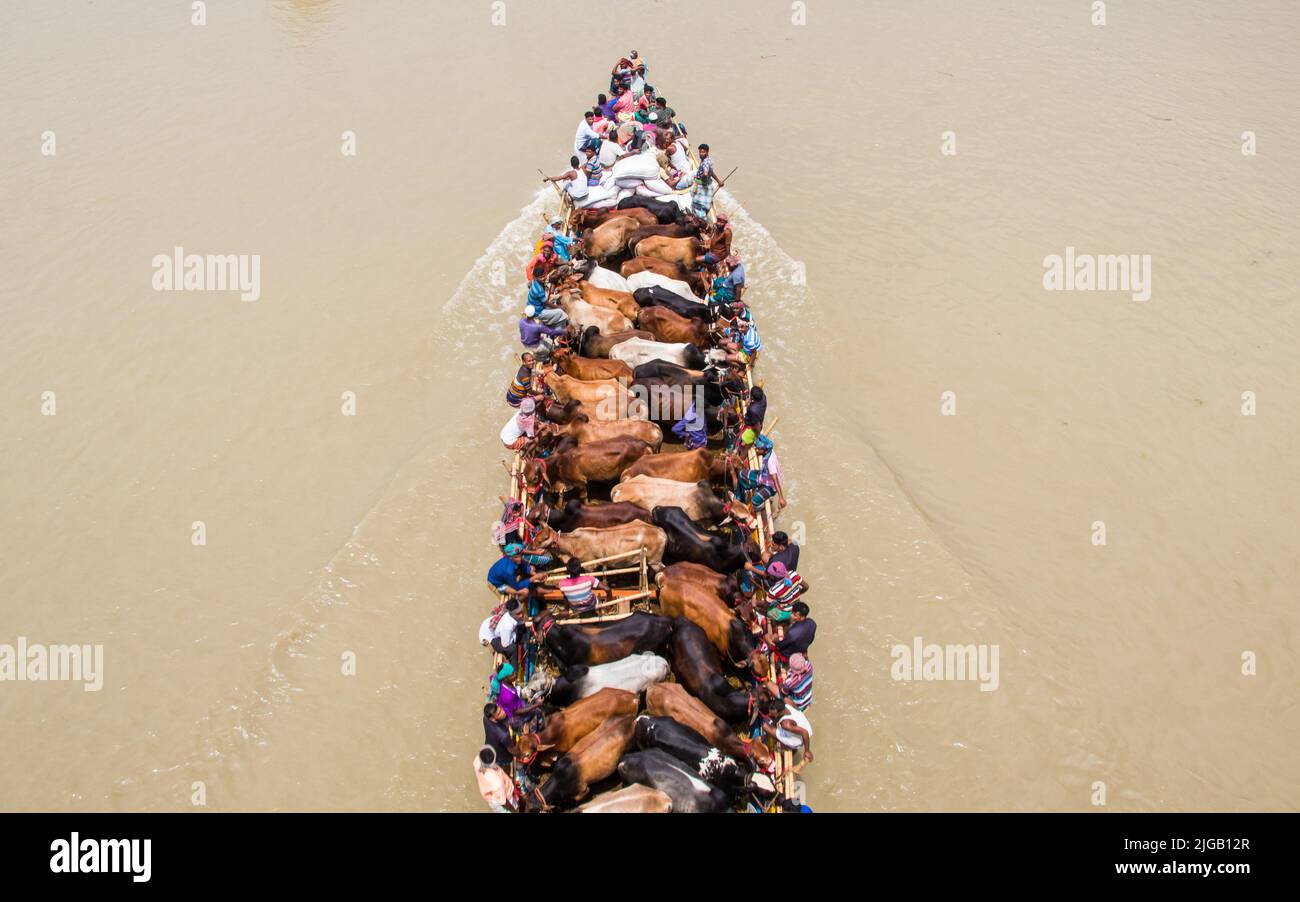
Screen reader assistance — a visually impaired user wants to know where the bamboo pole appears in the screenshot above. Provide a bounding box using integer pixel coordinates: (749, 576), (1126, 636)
(542, 547), (646, 573)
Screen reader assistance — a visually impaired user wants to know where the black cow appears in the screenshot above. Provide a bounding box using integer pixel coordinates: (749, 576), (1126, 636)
(617, 195), (683, 225)
(652, 506), (749, 573)
(537, 611), (673, 667)
(634, 715), (749, 793)
(633, 286), (713, 322)
(668, 617), (753, 723)
(617, 749), (733, 813)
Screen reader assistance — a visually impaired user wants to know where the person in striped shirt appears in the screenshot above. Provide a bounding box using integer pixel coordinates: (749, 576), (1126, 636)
(556, 558), (605, 614)
(781, 653), (813, 711)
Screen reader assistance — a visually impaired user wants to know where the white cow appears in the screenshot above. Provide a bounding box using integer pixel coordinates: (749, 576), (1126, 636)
(610, 337), (702, 369)
(626, 271), (705, 304)
(565, 654), (671, 700)
(585, 265), (632, 293)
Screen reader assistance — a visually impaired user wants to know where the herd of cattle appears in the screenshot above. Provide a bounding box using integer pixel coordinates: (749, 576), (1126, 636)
(483, 116), (803, 813)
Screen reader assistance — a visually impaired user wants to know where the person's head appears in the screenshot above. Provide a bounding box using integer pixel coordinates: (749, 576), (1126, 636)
(521, 351), (535, 367)
(771, 529), (787, 548)
(523, 305), (538, 320)
(505, 597), (522, 616)
(791, 601), (810, 621)
(597, 93), (607, 105)
(767, 561), (788, 581)
(520, 397), (536, 415)
(656, 96), (667, 108)
(787, 653), (810, 675)
(762, 697), (784, 718)
(479, 746), (497, 767)
(484, 702), (503, 721)
(584, 110), (595, 124)
(496, 662), (516, 684)
(630, 50), (639, 60)
(541, 244), (554, 259)
(716, 212), (729, 228)
(566, 558), (583, 578)
(583, 145), (596, 159)
(698, 143), (710, 159)
(569, 154), (580, 169)
(505, 542), (525, 561)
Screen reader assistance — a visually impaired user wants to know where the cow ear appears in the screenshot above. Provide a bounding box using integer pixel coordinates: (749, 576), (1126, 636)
(536, 742), (555, 754)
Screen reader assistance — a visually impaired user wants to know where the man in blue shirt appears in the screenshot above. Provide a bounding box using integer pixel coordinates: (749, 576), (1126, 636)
(486, 543), (533, 601)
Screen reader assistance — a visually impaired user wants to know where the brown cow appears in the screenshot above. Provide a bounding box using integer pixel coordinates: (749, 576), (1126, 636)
(534, 521), (667, 567)
(542, 371), (645, 422)
(621, 447), (734, 484)
(626, 222), (699, 254)
(512, 687), (637, 761)
(576, 326), (655, 358)
(556, 412), (663, 451)
(658, 575), (753, 664)
(533, 713), (637, 810)
(576, 207), (658, 230)
(544, 499), (653, 532)
(524, 436), (652, 495)
(582, 216), (643, 261)
(636, 305), (711, 348)
(636, 235), (706, 269)
(645, 683), (770, 767)
(577, 282), (640, 322)
(549, 349), (633, 383)
(620, 256), (708, 295)
(661, 561), (739, 601)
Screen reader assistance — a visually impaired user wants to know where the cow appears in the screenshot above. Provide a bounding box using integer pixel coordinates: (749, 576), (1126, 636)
(549, 347), (633, 383)
(637, 305), (711, 347)
(657, 575), (752, 664)
(511, 687), (638, 762)
(616, 194), (683, 225)
(531, 714), (636, 810)
(581, 215), (644, 261)
(534, 611), (673, 667)
(626, 270), (706, 304)
(645, 682), (768, 767)
(610, 337), (706, 370)
(533, 521), (668, 568)
(660, 561), (740, 603)
(620, 447), (734, 484)
(634, 715), (748, 794)
(612, 475), (727, 523)
(542, 370), (645, 422)
(575, 206), (658, 230)
(626, 222), (698, 254)
(542, 654), (672, 705)
(652, 505), (750, 573)
(576, 326), (655, 358)
(544, 498), (653, 532)
(554, 413), (663, 451)
(668, 617), (753, 723)
(577, 783), (674, 813)
(630, 360), (709, 383)
(617, 749), (732, 813)
(558, 296), (633, 335)
(633, 285), (713, 323)
(636, 235), (706, 269)
(576, 281), (641, 321)
(523, 436), (652, 496)
(621, 256), (708, 295)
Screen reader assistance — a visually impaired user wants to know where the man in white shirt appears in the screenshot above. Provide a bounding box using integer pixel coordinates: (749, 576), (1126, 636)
(574, 110), (601, 155)
(479, 598), (522, 656)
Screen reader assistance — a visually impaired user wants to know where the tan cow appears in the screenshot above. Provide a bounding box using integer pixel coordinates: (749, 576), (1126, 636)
(577, 281), (641, 322)
(543, 370), (646, 422)
(524, 436), (653, 496)
(582, 216), (643, 261)
(549, 349), (633, 383)
(535, 521), (667, 567)
(620, 447), (733, 484)
(635, 235), (706, 269)
(637, 305), (711, 347)
(559, 413), (663, 451)
(645, 683), (769, 767)
(611, 474), (727, 523)
(558, 296), (633, 335)
(578, 783), (673, 813)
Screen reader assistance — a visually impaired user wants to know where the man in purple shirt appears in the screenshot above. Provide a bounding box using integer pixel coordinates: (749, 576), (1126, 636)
(519, 307), (566, 353)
